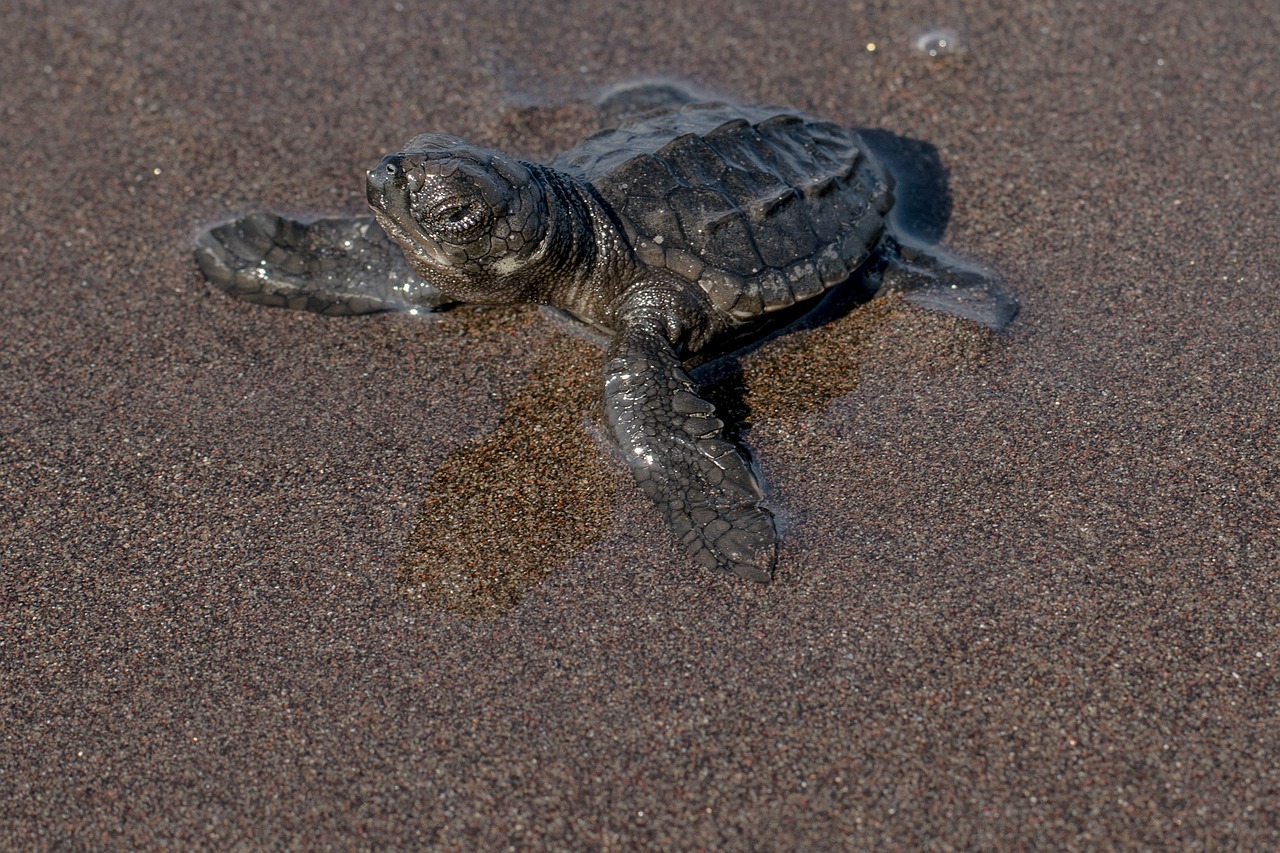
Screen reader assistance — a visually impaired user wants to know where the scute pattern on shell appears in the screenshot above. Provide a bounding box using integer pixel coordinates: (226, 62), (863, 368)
(554, 103), (894, 320)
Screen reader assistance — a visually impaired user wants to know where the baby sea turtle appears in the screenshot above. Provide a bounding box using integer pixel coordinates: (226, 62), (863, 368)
(196, 96), (1016, 583)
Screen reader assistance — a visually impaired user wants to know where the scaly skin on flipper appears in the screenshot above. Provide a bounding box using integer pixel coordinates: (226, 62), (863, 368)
(605, 318), (775, 581)
(195, 212), (449, 315)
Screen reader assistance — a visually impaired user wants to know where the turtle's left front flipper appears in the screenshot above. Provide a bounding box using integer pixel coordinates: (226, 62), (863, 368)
(195, 213), (451, 315)
(604, 320), (777, 582)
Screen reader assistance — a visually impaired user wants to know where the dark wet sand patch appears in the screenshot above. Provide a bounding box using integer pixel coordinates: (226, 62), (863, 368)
(399, 323), (618, 617)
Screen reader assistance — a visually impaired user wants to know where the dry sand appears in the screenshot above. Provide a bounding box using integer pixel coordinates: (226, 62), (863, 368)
(3, 0), (1278, 848)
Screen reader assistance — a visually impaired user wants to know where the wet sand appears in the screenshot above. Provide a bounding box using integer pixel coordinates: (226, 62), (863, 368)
(4, 0), (1279, 848)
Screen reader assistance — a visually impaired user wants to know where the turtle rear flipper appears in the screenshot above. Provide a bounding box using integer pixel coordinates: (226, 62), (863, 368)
(605, 320), (777, 582)
(876, 237), (1019, 331)
(595, 79), (701, 125)
(195, 213), (451, 315)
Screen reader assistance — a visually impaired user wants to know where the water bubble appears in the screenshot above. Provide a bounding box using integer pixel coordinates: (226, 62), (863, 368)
(912, 28), (965, 58)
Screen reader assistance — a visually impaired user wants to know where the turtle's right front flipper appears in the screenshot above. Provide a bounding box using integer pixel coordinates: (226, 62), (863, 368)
(604, 320), (777, 582)
(195, 213), (452, 315)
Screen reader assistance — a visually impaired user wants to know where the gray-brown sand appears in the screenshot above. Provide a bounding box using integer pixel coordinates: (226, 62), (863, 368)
(3, 0), (1278, 848)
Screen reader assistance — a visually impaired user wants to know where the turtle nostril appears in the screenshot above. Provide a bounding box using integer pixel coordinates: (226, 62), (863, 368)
(369, 157), (402, 188)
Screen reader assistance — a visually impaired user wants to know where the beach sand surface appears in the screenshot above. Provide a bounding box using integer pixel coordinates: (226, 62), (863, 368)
(3, 0), (1278, 848)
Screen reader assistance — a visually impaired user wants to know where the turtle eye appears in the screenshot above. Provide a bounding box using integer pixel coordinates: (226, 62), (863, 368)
(433, 199), (486, 233)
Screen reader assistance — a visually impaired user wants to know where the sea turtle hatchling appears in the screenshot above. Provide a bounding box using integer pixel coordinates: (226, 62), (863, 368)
(195, 97), (1017, 583)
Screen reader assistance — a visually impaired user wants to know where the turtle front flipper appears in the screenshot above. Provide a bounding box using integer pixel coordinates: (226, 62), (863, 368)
(875, 235), (1020, 331)
(604, 321), (777, 582)
(195, 213), (451, 315)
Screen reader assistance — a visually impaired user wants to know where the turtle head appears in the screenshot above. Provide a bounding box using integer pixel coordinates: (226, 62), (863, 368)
(366, 134), (550, 303)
